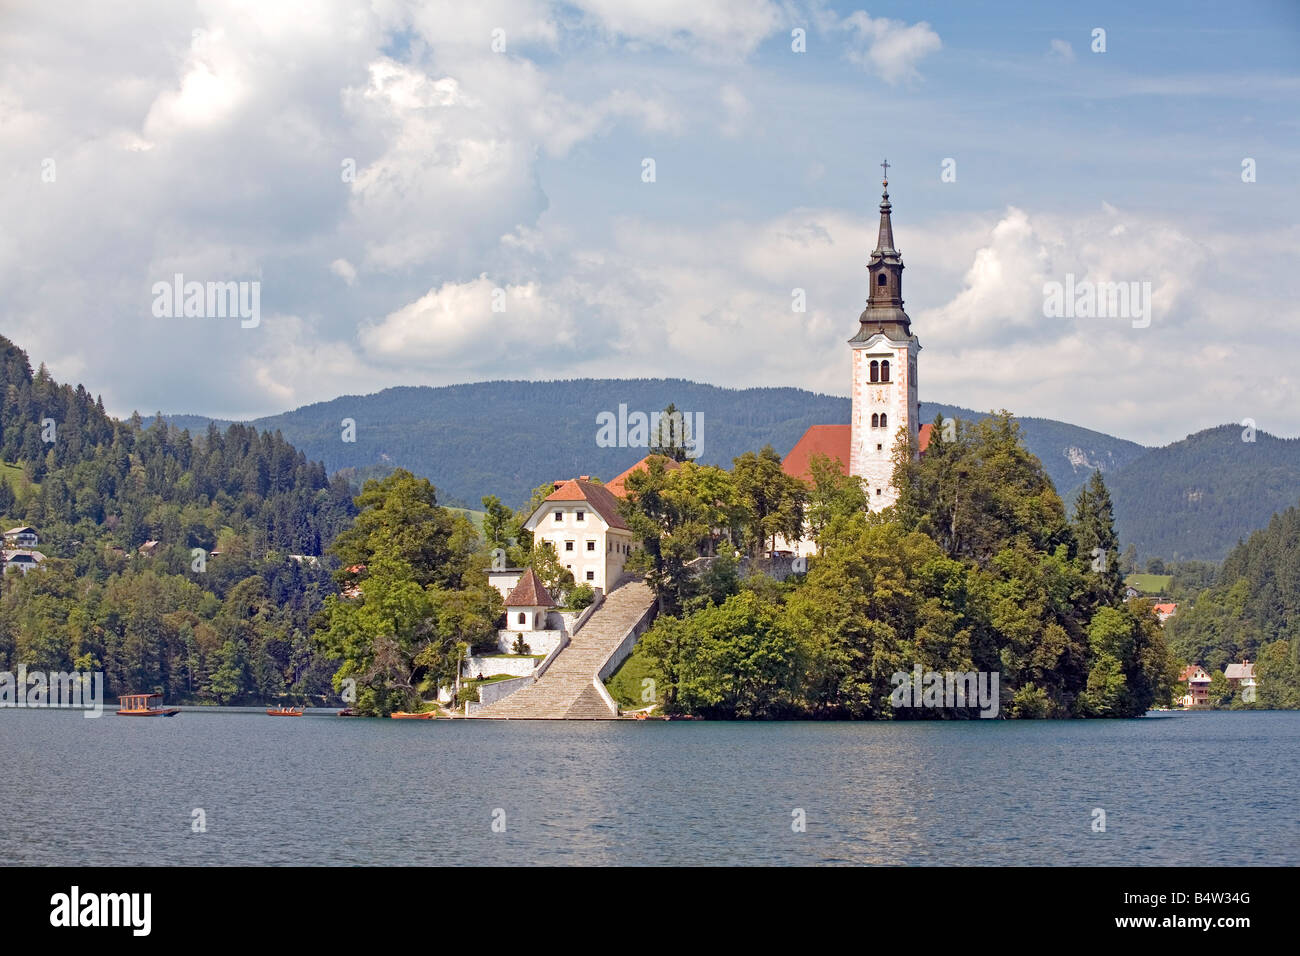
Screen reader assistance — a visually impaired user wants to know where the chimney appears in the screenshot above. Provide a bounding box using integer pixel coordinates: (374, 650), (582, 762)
(579, 475), (590, 481)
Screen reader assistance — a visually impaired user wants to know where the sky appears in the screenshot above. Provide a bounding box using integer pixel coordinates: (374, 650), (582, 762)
(1, 0), (1297, 446)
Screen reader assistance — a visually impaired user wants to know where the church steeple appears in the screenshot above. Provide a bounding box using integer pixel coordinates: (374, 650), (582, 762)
(851, 160), (912, 341)
(847, 161), (921, 511)
(873, 159), (897, 257)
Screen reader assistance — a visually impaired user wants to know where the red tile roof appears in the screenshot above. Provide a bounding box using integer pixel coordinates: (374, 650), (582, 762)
(504, 567), (556, 608)
(605, 454), (682, 498)
(781, 423), (932, 482)
(543, 478), (630, 530)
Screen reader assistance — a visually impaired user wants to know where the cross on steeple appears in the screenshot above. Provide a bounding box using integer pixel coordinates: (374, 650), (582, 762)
(880, 158), (889, 184)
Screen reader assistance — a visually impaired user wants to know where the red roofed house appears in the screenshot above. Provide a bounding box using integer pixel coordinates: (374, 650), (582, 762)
(604, 454), (681, 499)
(523, 476), (639, 593)
(778, 170), (929, 554)
(1177, 664), (1211, 708)
(503, 566), (556, 634)
(1153, 602), (1177, 624)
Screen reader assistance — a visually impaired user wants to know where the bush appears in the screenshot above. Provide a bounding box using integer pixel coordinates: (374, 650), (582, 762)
(512, 633), (531, 655)
(567, 583), (595, 611)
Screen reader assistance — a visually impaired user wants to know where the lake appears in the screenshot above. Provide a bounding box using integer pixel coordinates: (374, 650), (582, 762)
(2, 709), (1296, 865)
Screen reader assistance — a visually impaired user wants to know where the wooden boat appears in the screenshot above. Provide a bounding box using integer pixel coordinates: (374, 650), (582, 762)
(337, 708), (359, 717)
(266, 706), (304, 716)
(390, 711), (438, 719)
(117, 693), (180, 716)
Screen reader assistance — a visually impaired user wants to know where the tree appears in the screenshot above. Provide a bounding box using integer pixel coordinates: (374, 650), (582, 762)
(652, 403), (692, 462)
(895, 411), (1068, 565)
(732, 446), (806, 557)
(804, 453), (868, 551)
(639, 590), (800, 718)
(527, 539), (574, 593)
(785, 516), (971, 718)
(1071, 470), (1124, 606)
(331, 469), (478, 590)
(481, 494), (516, 552)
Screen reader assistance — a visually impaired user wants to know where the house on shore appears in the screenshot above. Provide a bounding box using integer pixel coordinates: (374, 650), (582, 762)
(1224, 661), (1257, 700)
(523, 475), (640, 593)
(1177, 664), (1211, 707)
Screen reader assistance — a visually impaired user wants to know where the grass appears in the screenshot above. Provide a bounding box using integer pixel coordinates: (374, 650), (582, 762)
(447, 507), (486, 532)
(0, 460), (32, 527)
(1127, 573), (1173, 594)
(604, 644), (661, 710)
(0, 459), (31, 493)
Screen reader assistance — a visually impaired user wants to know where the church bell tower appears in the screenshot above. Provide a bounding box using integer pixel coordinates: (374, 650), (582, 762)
(849, 161), (920, 509)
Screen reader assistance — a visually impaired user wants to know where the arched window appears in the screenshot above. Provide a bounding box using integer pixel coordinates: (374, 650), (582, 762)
(517, 612), (526, 625)
(535, 612), (543, 628)
(880, 413), (888, 429)
(877, 273), (887, 286)
(871, 413), (879, 428)
(881, 360), (890, 382)
(869, 360), (879, 383)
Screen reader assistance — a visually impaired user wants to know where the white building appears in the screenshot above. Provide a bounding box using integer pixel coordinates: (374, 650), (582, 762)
(1, 549), (46, 575)
(3, 527), (38, 547)
(778, 167), (930, 555)
(523, 476), (639, 593)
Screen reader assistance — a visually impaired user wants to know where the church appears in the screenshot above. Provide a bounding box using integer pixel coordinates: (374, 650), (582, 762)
(779, 165), (932, 554)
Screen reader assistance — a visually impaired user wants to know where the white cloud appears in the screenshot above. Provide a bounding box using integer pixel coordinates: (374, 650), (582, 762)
(839, 11), (942, 84)
(570, 0), (782, 57)
(1048, 39), (1075, 63)
(718, 83), (751, 137)
(330, 258), (358, 285)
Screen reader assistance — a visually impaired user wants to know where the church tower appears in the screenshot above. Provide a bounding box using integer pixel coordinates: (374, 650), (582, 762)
(849, 162), (920, 509)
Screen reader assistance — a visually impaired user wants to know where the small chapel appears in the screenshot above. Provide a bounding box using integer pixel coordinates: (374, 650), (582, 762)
(780, 164), (932, 554)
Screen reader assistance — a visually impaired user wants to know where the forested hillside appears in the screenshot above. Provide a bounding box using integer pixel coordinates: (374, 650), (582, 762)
(169, 381), (1147, 509)
(0, 334), (358, 704)
(1100, 425), (1300, 562)
(1167, 504), (1300, 706)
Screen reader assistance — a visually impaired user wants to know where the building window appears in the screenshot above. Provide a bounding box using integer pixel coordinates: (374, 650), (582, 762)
(871, 413), (879, 427)
(879, 413), (887, 429)
(877, 273), (887, 286)
(586, 541), (596, 551)
(535, 613), (542, 628)
(881, 360), (890, 382)
(518, 612), (526, 624)
(553, 510), (563, 522)
(877, 444), (882, 451)
(586, 571), (595, 581)
(576, 510), (585, 521)
(876, 488), (882, 495)
(565, 541), (574, 551)
(869, 360), (879, 383)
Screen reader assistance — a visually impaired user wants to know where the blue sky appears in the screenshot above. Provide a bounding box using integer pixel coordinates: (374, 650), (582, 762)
(1, 0), (1297, 445)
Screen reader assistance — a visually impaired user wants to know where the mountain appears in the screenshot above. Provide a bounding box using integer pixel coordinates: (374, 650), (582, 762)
(166, 380), (1148, 510)
(1097, 425), (1300, 563)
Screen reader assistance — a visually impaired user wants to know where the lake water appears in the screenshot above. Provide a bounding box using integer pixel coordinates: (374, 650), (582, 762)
(2, 709), (1296, 865)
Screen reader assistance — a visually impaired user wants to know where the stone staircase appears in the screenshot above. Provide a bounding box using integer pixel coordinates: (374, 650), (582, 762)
(473, 580), (656, 719)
